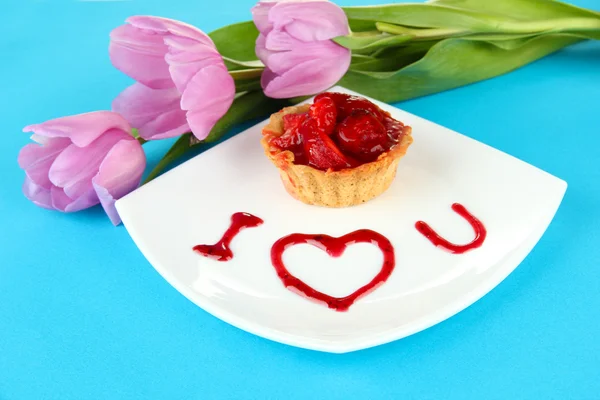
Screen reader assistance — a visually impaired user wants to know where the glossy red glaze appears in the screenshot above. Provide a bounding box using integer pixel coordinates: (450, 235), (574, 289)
(309, 96), (337, 135)
(334, 111), (389, 162)
(300, 117), (355, 170)
(316, 92), (384, 121)
(270, 229), (396, 312)
(415, 203), (487, 254)
(270, 92), (406, 170)
(193, 212), (264, 261)
(271, 113), (308, 164)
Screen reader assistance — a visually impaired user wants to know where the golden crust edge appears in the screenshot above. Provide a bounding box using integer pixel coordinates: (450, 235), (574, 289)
(259, 103), (413, 207)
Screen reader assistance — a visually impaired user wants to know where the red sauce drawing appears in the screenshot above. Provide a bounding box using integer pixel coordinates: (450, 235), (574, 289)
(415, 203), (486, 254)
(270, 229), (395, 312)
(193, 212), (264, 261)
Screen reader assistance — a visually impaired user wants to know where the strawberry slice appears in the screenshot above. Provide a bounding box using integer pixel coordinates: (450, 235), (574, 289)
(315, 92), (384, 121)
(271, 131), (301, 150)
(309, 96), (338, 135)
(333, 111), (388, 162)
(300, 118), (354, 170)
(283, 113), (307, 132)
(315, 92), (350, 107)
(272, 113), (307, 150)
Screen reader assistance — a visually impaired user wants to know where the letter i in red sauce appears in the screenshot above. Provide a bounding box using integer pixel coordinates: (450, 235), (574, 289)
(193, 212), (264, 261)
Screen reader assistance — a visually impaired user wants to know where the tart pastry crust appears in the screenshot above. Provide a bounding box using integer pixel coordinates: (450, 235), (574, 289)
(260, 104), (413, 207)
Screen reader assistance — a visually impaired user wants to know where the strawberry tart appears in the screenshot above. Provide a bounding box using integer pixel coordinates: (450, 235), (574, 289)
(261, 92), (413, 207)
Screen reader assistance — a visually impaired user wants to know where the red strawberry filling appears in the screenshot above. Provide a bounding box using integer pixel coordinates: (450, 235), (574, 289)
(270, 92), (407, 170)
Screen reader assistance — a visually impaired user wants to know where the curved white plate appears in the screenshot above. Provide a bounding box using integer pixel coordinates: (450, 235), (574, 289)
(116, 87), (566, 353)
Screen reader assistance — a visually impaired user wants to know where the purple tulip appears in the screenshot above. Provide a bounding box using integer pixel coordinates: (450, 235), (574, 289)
(18, 111), (146, 225)
(109, 16), (235, 141)
(251, 0), (351, 98)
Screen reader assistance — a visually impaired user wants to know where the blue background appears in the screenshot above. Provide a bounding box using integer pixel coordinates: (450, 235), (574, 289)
(2, 0), (599, 398)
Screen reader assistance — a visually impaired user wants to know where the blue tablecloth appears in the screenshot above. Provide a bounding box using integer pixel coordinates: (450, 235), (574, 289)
(2, 0), (599, 398)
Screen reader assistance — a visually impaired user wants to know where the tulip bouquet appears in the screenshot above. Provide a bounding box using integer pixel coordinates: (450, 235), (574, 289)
(18, 0), (600, 224)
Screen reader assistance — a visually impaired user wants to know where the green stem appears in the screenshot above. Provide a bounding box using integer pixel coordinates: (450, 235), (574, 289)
(235, 78), (262, 93)
(221, 56), (264, 69)
(142, 134), (193, 184)
(376, 17), (600, 41)
(496, 17), (600, 34)
(377, 22), (467, 39)
(229, 68), (264, 80)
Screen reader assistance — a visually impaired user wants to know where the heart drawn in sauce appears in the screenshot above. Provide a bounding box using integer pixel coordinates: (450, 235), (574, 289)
(270, 229), (396, 312)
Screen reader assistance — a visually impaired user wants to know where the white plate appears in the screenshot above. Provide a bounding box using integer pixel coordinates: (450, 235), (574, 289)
(116, 86), (566, 353)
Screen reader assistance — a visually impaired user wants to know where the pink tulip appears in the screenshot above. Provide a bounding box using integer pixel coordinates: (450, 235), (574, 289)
(18, 111), (146, 225)
(251, 0), (351, 98)
(109, 16), (235, 141)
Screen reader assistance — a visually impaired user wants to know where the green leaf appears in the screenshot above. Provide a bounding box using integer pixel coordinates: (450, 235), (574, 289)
(334, 32), (412, 51)
(234, 78), (262, 93)
(143, 91), (288, 183)
(209, 21), (259, 61)
(343, 4), (507, 30)
(340, 34), (582, 103)
(351, 54), (375, 62)
(209, 21), (261, 70)
(344, 2), (600, 39)
(464, 30), (600, 41)
(376, 20), (600, 42)
(348, 19), (378, 33)
(432, 0), (600, 20)
(476, 32), (598, 50)
(349, 44), (431, 72)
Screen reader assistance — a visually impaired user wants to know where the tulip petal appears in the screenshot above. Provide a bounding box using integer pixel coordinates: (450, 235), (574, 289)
(110, 15), (234, 143)
(112, 83), (189, 140)
(50, 186), (99, 213)
(50, 187), (73, 211)
(251, 1), (276, 33)
(68, 189), (100, 212)
(23, 111), (132, 148)
(255, 34), (271, 66)
(30, 134), (52, 145)
(264, 29), (301, 52)
(18, 137), (70, 189)
(253, 0), (351, 98)
(126, 15), (220, 93)
(261, 45), (351, 98)
(22, 177), (53, 210)
(92, 139), (146, 225)
(109, 24), (174, 90)
(165, 36), (223, 95)
(264, 39), (344, 75)
(179, 64), (235, 140)
(48, 129), (130, 199)
(127, 16), (214, 47)
(270, 1), (350, 41)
